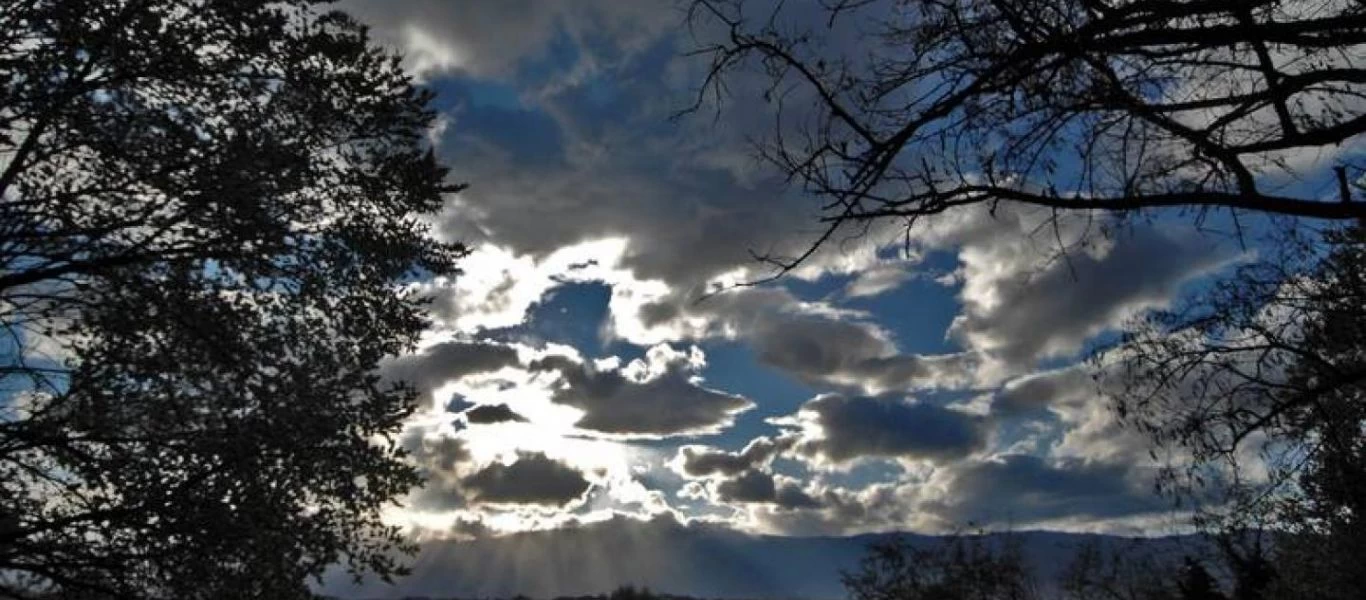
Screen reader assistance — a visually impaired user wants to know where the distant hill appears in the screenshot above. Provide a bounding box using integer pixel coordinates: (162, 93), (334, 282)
(323, 514), (1199, 600)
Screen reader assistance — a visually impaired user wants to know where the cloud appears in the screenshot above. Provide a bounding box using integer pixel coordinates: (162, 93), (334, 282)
(988, 362), (1159, 466)
(339, 1), (674, 79)
(783, 394), (987, 465)
(843, 261), (916, 298)
(619, 285), (977, 395)
(745, 480), (939, 536)
(461, 452), (592, 506)
(335, 1), (1262, 539)
(772, 479), (824, 510)
(991, 364), (1095, 417)
(414, 241), (632, 334)
(745, 451), (1169, 536)
(915, 207), (1237, 376)
(531, 344), (753, 438)
(381, 340), (521, 404)
(925, 454), (1163, 525)
(751, 312), (979, 394)
(674, 435), (796, 478)
(672, 437), (823, 511)
(403, 429), (472, 475)
(464, 403), (529, 424)
(401, 428), (475, 511)
(350, 0), (977, 404)
(714, 469), (775, 503)
(714, 470), (821, 510)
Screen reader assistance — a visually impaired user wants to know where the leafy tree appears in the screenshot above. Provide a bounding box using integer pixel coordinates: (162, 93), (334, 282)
(0, 0), (463, 598)
(683, 0), (1366, 274)
(843, 533), (1040, 600)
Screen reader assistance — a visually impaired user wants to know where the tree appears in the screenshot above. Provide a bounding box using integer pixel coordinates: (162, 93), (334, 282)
(0, 1), (464, 598)
(1060, 538), (1183, 600)
(683, 0), (1366, 275)
(842, 533), (1040, 600)
(609, 585), (660, 600)
(1108, 221), (1366, 600)
(1176, 557), (1225, 600)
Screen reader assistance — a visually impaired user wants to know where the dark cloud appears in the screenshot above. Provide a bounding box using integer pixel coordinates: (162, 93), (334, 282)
(464, 403), (528, 424)
(714, 470), (821, 510)
(675, 435), (795, 478)
(793, 394), (987, 464)
(399, 433), (592, 510)
(382, 341), (520, 403)
(744, 450), (1165, 535)
(773, 481), (823, 510)
(746, 481), (927, 536)
(530, 346), (752, 437)
(927, 454), (1163, 524)
(714, 470), (775, 503)
(461, 453), (591, 506)
(752, 314), (977, 393)
(844, 352), (980, 394)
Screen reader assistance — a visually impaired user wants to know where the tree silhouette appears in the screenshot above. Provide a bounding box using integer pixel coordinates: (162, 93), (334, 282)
(1110, 220), (1365, 599)
(1177, 557), (1225, 600)
(0, 1), (463, 597)
(843, 533), (1040, 600)
(684, 0), (1366, 276)
(1060, 538), (1186, 600)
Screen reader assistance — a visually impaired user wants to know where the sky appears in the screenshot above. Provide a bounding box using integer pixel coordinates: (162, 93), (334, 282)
(326, 0), (1333, 543)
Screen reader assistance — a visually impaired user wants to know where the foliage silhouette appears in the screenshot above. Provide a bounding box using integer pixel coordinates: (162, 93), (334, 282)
(842, 532), (1040, 600)
(0, 0), (463, 597)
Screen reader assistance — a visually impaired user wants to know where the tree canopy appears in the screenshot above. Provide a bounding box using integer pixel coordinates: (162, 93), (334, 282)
(0, 0), (463, 597)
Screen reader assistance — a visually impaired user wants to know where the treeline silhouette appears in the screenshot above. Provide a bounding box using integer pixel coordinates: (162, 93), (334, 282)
(350, 528), (1328, 600)
(370, 585), (743, 600)
(840, 532), (1285, 600)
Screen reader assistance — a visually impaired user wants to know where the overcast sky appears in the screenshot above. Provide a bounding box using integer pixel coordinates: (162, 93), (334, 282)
(329, 0), (1280, 542)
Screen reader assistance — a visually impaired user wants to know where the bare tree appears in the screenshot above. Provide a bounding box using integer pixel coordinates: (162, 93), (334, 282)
(684, 0), (1366, 275)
